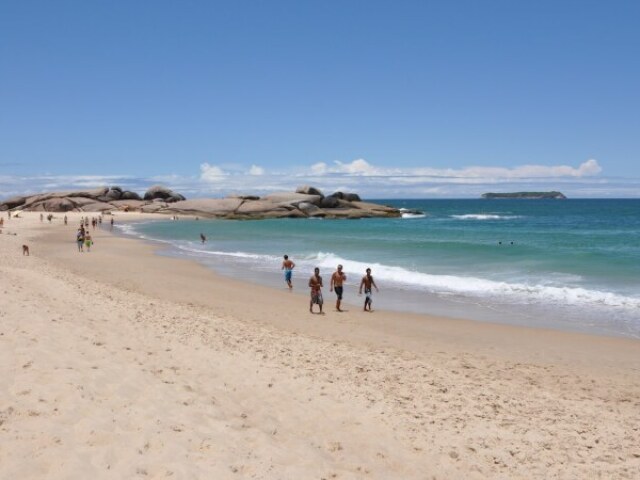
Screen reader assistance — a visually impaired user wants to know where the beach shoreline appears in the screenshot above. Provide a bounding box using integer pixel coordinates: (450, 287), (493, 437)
(113, 201), (640, 340)
(2, 211), (639, 479)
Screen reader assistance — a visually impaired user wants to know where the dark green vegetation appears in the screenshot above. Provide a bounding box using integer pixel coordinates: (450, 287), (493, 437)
(481, 191), (567, 199)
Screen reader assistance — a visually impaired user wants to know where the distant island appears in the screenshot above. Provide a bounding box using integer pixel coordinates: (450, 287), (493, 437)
(481, 191), (567, 199)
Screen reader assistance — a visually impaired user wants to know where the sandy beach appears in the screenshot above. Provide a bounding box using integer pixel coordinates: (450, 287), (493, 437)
(1, 211), (639, 479)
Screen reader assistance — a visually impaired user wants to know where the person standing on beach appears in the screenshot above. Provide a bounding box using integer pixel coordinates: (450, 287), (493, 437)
(84, 232), (93, 252)
(64, 215), (68, 225)
(330, 264), (347, 312)
(110, 217), (114, 230)
(76, 228), (85, 252)
(200, 233), (206, 244)
(282, 255), (295, 289)
(309, 267), (324, 314)
(358, 268), (379, 312)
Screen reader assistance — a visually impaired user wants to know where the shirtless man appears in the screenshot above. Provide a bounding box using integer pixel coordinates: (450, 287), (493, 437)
(281, 254), (295, 289)
(358, 268), (379, 312)
(330, 264), (347, 311)
(308, 267), (324, 314)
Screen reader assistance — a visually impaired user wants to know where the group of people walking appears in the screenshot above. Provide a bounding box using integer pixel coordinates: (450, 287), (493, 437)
(76, 223), (93, 252)
(281, 255), (379, 314)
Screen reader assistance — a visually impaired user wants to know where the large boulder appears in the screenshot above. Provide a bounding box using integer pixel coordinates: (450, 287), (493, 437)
(120, 190), (142, 200)
(332, 191), (361, 202)
(235, 200), (295, 218)
(80, 201), (116, 212)
(166, 193), (186, 203)
(110, 199), (147, 210)
(295, 185), (324, 197)
(263, 192), (322, 207)
(104, 187), (123, 201)
(42, 198), (76, 212)
(349, 201), (400, 216)
(297, 202), (325, 217)
(140, 203), (168, 213)
(162, 198), (244, 217)
(67, 187), (109, 198)
(144, 185), (185, 202)
(319, 195), (340, 208)
(66, 197), (101, 208)
(227, 194), (260, 201)
(0, 195), (27, 210)
(21, 193), (63, 209)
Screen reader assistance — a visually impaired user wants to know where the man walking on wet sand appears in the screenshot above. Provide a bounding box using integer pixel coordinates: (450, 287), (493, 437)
(309, 267), (324, 314)
(330, 264), (347, 312)
(359, 268), (379, 312)
(282, 254), (295, 289)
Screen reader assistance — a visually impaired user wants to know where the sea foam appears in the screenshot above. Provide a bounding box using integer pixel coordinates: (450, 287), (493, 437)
(451, 214), (522, 220)
(307, 252), (640, 312)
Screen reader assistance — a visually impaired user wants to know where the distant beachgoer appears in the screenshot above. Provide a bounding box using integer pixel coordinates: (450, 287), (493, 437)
(47, 214), (53, 223)
(40, 213), (43, 222)
(110, 217), (114, 230)
(64, 215), (68, 225)
(0, 217), (4, 227)
(200, 233), (206, 244)
(330, 264), (347, 312)
(309, 267), (324, 314)
(358, 268), (379, 312)
(84, 232), (93, 252)
(282, 255), (295, 289)
(76, 229), (85, 252)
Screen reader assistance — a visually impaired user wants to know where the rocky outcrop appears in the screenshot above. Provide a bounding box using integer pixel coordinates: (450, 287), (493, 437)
(0, 186), (165, 213)
(1, 185), (401, 219)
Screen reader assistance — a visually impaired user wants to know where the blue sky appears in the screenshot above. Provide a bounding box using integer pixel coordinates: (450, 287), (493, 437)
(1, 0), (639, 198)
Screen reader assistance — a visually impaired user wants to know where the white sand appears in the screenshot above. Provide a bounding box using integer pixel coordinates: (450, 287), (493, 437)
(1, 211), (639, 479)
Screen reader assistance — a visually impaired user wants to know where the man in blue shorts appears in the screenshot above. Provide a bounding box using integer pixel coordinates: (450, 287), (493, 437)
(281, 254), (295, 289)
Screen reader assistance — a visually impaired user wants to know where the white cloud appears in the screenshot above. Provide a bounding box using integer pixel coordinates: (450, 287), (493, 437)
(306, 158), (602, 180)
(310, 158), (378, 176)
(1, 158), (636, 201)
(435, 158), (602, 179)
(200, 163), (227, 182)
(311, 162), (328, 175)
(248, 165), (265, 175)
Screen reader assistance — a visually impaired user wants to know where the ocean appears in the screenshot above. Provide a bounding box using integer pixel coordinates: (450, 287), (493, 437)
(116, 199), (640, 338)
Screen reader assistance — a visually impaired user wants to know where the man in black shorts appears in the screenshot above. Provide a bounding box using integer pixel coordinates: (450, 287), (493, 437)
(330, 264), (347, 312)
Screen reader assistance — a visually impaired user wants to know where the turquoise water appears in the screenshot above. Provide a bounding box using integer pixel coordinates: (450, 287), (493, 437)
(118, 199), (640, 338)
